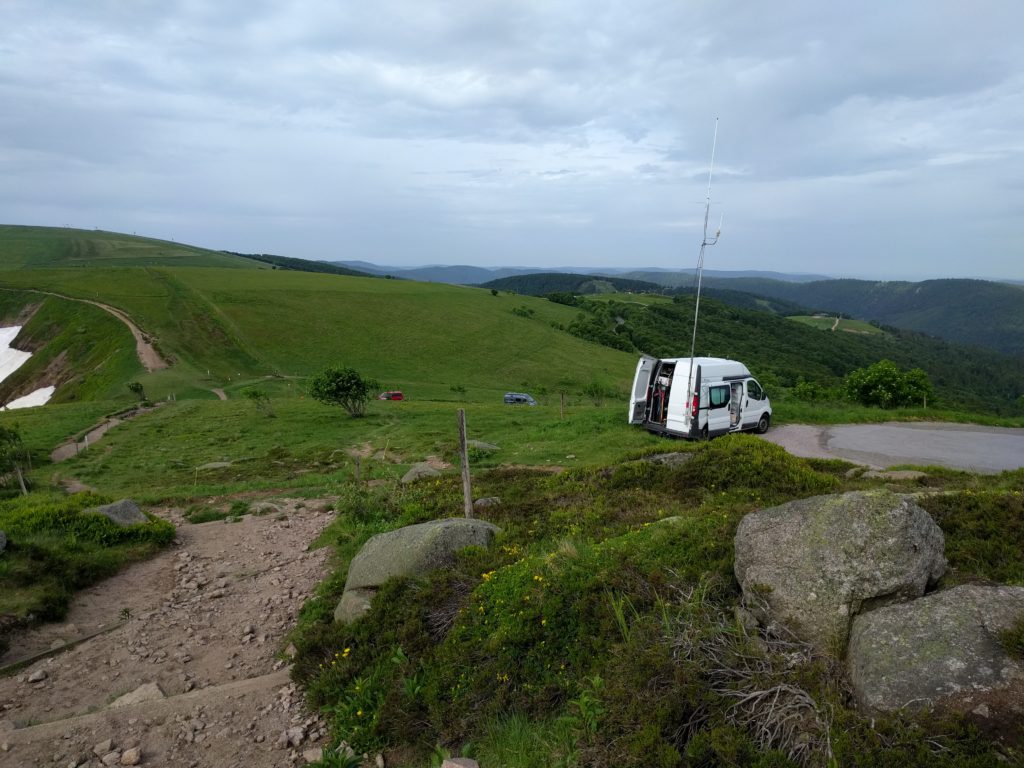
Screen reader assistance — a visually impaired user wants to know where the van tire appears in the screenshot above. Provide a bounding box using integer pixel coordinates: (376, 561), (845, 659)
(756, 414), (770, 434)
(701, 424), (709, 441)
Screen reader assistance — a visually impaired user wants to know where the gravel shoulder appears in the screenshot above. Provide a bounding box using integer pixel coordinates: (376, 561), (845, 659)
(0, 500), (337, 767)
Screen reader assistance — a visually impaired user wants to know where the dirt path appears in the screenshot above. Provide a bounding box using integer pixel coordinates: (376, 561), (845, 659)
(0, 499), (339, 767)
(51, 405), (162, 463)
(3, 289), (168, 372)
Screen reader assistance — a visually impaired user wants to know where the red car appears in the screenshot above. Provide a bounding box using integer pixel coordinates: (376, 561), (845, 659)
(378, 391), (404, 401)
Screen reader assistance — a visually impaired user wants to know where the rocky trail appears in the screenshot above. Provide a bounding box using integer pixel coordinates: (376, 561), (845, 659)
(0, 500), (339, 767)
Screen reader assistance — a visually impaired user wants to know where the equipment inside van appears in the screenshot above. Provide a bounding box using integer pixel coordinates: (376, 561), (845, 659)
(629, 356), (771, 439)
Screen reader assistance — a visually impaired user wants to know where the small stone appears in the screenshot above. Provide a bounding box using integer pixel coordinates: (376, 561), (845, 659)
(27, 669), (48, 683)
(101, 751), (122, 767)
(110, 682), (165, 708)
(441, 759), (479, 768)
(120, 746), (142, 765)
(286, 726), (305, 746)
(93, 739), (114, 756)
(973, 703), (991, 718)
(303, 747), (324, 763)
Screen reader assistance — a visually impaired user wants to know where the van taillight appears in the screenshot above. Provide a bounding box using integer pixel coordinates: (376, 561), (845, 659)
(690, 394), (699, 417)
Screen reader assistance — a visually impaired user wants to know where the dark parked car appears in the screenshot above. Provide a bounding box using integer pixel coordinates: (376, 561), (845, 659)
(378, 391), (404, 401)
(503, 392), (537, 406)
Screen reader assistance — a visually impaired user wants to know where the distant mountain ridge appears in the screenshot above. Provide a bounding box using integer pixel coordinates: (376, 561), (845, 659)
(331, 261), (830, 285)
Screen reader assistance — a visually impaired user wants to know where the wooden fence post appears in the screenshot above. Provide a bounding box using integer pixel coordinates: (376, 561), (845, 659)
(458, 409), (473, 518)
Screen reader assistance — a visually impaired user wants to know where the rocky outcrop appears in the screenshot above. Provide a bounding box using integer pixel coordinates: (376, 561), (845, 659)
(641, 452), (692, 467)
(334, 518), (500, 623)
(848, 585), (1024, 723)
(401, 463), (441, 484)
(86, 499), (148, 526)
(734, 490), (946, 655)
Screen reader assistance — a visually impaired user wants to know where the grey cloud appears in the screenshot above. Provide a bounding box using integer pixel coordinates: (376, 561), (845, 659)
(1, 1), (1022, 278)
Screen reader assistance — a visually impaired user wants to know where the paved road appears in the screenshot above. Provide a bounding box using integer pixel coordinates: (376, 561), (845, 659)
(763, 422), (1024, 474)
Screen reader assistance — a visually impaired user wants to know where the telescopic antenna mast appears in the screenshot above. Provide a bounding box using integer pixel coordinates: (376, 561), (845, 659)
(684, 119), (723, 429)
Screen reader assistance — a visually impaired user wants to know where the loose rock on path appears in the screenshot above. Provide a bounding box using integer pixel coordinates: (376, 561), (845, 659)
(0, 499), (337, 767)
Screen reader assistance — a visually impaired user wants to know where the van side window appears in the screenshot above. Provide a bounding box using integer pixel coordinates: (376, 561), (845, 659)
(709, 385), (730, 409)
(747, 380), (763, 401)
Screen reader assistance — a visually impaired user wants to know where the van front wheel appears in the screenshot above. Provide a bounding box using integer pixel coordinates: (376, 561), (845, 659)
(756, 414), (770, 434)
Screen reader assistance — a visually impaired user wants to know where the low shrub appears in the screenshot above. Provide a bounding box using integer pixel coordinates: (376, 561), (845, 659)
(920, 490), (1024, 585)
(669, 434), (839, 504)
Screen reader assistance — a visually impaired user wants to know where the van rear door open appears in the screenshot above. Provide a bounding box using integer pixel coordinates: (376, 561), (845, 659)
(629, 357), (657, 424)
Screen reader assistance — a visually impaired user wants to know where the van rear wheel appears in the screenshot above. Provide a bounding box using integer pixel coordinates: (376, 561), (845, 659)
(701, 424), (709, 441)
(756, 414), (770, 434)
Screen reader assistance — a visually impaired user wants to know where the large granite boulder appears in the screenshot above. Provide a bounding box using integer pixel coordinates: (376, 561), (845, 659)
(848, 585), (1024, 729)
(734, 490), (946, 655)
(334, 518), (500, 623)
(85, 499), (148, 526)
(401, 462), (441, 484)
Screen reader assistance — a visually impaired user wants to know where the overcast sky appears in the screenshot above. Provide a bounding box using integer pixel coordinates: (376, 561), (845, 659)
(2, 2), (1022, 280)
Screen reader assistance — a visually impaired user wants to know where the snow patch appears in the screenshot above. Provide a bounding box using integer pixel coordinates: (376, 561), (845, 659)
(0, 326), (31, 384)
(0, 325), (54, 409)
(3, 386), (55, 410)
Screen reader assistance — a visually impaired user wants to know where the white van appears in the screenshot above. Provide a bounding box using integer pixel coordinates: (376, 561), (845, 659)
(629, 356), (771, 439)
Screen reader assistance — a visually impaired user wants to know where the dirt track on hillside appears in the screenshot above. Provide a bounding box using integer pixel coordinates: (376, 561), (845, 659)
(0, 500), (340, 767)
(2, 288), (168, 372)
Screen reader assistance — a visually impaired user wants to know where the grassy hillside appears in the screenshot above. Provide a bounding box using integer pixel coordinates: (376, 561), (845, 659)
(0, 225), (260, 270)
(0, 290), (141, 404)
(291, 440), (1024, 767)
(225, 251), (372, 277)
(0, 266), (636, 405)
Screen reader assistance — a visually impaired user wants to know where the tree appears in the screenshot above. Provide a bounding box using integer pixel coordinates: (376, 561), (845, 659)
(127, 381), (146, 402)
(0, 424), (29, 495)
(843, 360), (934, 408)
(309, 366), (378, 417)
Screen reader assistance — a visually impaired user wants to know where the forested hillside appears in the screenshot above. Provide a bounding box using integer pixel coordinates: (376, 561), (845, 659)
(691, 277), (1024, 358)
(482, 272), (665, 295)
(484, 273), (812, 316)
(558, 294), (1024, 414)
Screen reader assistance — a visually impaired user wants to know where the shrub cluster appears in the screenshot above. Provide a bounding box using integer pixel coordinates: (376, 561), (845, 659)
(842, 359), (934, 408)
